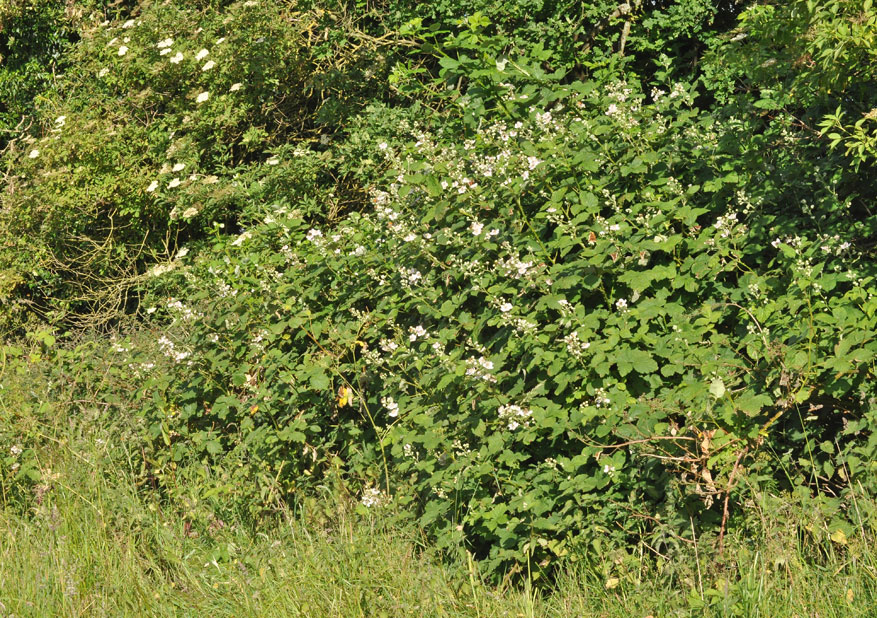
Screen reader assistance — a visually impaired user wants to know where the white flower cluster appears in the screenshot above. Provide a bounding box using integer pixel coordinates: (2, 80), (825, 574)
(465, 356), (497, 383)
(399, 267), (423, 287)
(495, 253), (534, 279)
(379, 339), (398, 353)
(158, 335), (191, 363)
(381, 396), (399, 418)
(713, 212), (747, 239)
(360, 487), (389, 508)
(498, 404), (534, 431)
(563, 331), (591, 357)
(408, 325), (428, 341)
(593, 388), (611, 408)
(306, 228), (323, 245)
(166, 297), (200, 321)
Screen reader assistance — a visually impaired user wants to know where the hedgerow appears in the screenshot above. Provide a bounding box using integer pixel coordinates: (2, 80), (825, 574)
(2, 0), (876, 584)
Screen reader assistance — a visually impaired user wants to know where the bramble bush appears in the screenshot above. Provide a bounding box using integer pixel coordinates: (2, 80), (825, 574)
(126, 18), (877, 580)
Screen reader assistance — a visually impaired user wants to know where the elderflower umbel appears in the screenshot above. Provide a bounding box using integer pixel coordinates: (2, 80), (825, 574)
(202, 60), (215, 71)
(196, 91), (209, 103)
(195, 48), (209, 61)
(146, 180), (159, 192)
(28, 149), (39, 159)
(170, 52), (183, 63)
(229, 82), (242, 92)
(118, 45), (128, 56)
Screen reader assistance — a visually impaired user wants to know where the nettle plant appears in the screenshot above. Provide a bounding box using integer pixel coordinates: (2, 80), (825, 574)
(134, 48), (877, 579)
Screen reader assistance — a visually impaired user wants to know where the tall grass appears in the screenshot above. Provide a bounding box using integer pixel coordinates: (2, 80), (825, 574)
(1, 396), (875, 617)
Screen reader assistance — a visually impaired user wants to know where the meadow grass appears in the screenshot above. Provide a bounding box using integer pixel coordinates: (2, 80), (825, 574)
(1, 385), (875, 617)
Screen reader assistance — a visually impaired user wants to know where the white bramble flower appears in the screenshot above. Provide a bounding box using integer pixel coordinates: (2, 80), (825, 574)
(229, 82), (243, 92)
(195, 48), (209, 61)
(379, 339), (398, 353)
(231, 231), (252, 246)
(381, 396), (399, 418)
(360, 487), (387, 508)
(465, 356), (497, 382)
(470, 221), (484, 236)
(378, 142), (388, 150)
(170, 52), (183, 63)
(400, 267), (422, 286)
(28, 149), (39, 159)
(202, 60), (215, 71)
(408, 325), (427, 341)
(563, 331), (591, 357)
(196, 91), (210, 103)
(306, 228), (323, 242)
(146, 180), (159, 192)
(498, 404), (533, 431)
(499, 302), (513, 313)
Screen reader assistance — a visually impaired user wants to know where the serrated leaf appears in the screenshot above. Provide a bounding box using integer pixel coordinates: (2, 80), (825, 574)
(709, 378), (726, 398)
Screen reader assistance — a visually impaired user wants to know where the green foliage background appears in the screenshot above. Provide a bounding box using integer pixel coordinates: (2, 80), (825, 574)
(2, 0), (876, 584)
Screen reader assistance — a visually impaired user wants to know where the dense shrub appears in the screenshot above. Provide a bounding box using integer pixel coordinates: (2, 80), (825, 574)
(0, 0), (395, 332)
(130, 37), (877, 579)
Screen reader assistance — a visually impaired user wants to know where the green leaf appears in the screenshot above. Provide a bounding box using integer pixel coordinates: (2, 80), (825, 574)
(709, 378), (726, 399)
